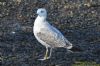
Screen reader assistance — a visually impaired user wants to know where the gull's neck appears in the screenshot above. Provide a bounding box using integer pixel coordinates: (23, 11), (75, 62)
(34, 15), (47, 31)
(35, 16), (47, 22)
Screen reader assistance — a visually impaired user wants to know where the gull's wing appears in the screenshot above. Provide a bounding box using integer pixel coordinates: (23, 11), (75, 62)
(36, 23), (72, 49)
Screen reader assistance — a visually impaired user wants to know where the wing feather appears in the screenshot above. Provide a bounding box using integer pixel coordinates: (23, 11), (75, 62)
(36, 23), (72, 49)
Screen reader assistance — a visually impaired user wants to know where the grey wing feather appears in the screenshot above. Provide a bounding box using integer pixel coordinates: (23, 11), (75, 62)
(51, 26), (73, 49)
(36, 24), (72, 49)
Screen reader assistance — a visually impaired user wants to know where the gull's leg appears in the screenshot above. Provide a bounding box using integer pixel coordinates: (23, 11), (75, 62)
(44, 47), (49, 59)
(46, 48), (52, 59)
(38, 47), (49, 60)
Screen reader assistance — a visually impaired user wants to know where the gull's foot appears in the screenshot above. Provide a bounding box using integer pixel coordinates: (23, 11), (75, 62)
(67, 50), (73, 53)
(38, 58), (46, 61)
(38, 57), (50, 61)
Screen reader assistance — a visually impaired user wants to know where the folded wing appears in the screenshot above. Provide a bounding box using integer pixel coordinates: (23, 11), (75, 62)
(36, 23), (72, 49)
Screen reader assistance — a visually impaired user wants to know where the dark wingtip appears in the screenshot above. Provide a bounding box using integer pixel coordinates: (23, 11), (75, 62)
(69, 46), (83, 52)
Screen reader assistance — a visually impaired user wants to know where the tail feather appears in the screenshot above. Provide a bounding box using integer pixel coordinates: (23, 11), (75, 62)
(66, 43), (73, 49)
(64, 39), (73, 49)
(64, 39), (83, 52)
(70, 46), (83, 52)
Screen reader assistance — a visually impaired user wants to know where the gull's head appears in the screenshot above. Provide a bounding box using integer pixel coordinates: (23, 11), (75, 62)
(37, 8), (47, 17)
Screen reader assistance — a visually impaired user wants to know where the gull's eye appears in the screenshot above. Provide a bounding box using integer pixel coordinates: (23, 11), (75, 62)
(41, 11), (44, 13)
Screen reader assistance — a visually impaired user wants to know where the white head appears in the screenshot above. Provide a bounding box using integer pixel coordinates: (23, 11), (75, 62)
(37, 8), (47, 18)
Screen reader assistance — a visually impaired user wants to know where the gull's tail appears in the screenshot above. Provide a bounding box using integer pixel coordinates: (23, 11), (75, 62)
(64, 39), (73, 49)
(64, 39), (83, 52)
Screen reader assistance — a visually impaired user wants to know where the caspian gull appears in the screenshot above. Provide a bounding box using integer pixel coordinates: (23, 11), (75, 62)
(33, 8), (73, 60)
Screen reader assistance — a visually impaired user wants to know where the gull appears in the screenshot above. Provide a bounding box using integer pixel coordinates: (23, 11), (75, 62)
(33, 8), (73, 60)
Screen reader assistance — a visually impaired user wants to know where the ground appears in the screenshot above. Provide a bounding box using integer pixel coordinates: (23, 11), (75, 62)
(0, 0), (100, 66)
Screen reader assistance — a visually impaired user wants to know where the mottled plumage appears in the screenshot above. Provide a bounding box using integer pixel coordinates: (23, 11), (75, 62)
(36, 25), (72, 48)
(33, 8), (73, 60)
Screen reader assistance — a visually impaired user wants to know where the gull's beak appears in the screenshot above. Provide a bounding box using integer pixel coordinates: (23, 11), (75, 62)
(36, 12), (38, 15)
(36, 10), (39, 15)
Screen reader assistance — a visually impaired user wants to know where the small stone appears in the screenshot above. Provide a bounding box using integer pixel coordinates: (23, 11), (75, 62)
(0, 14), (3, 17)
